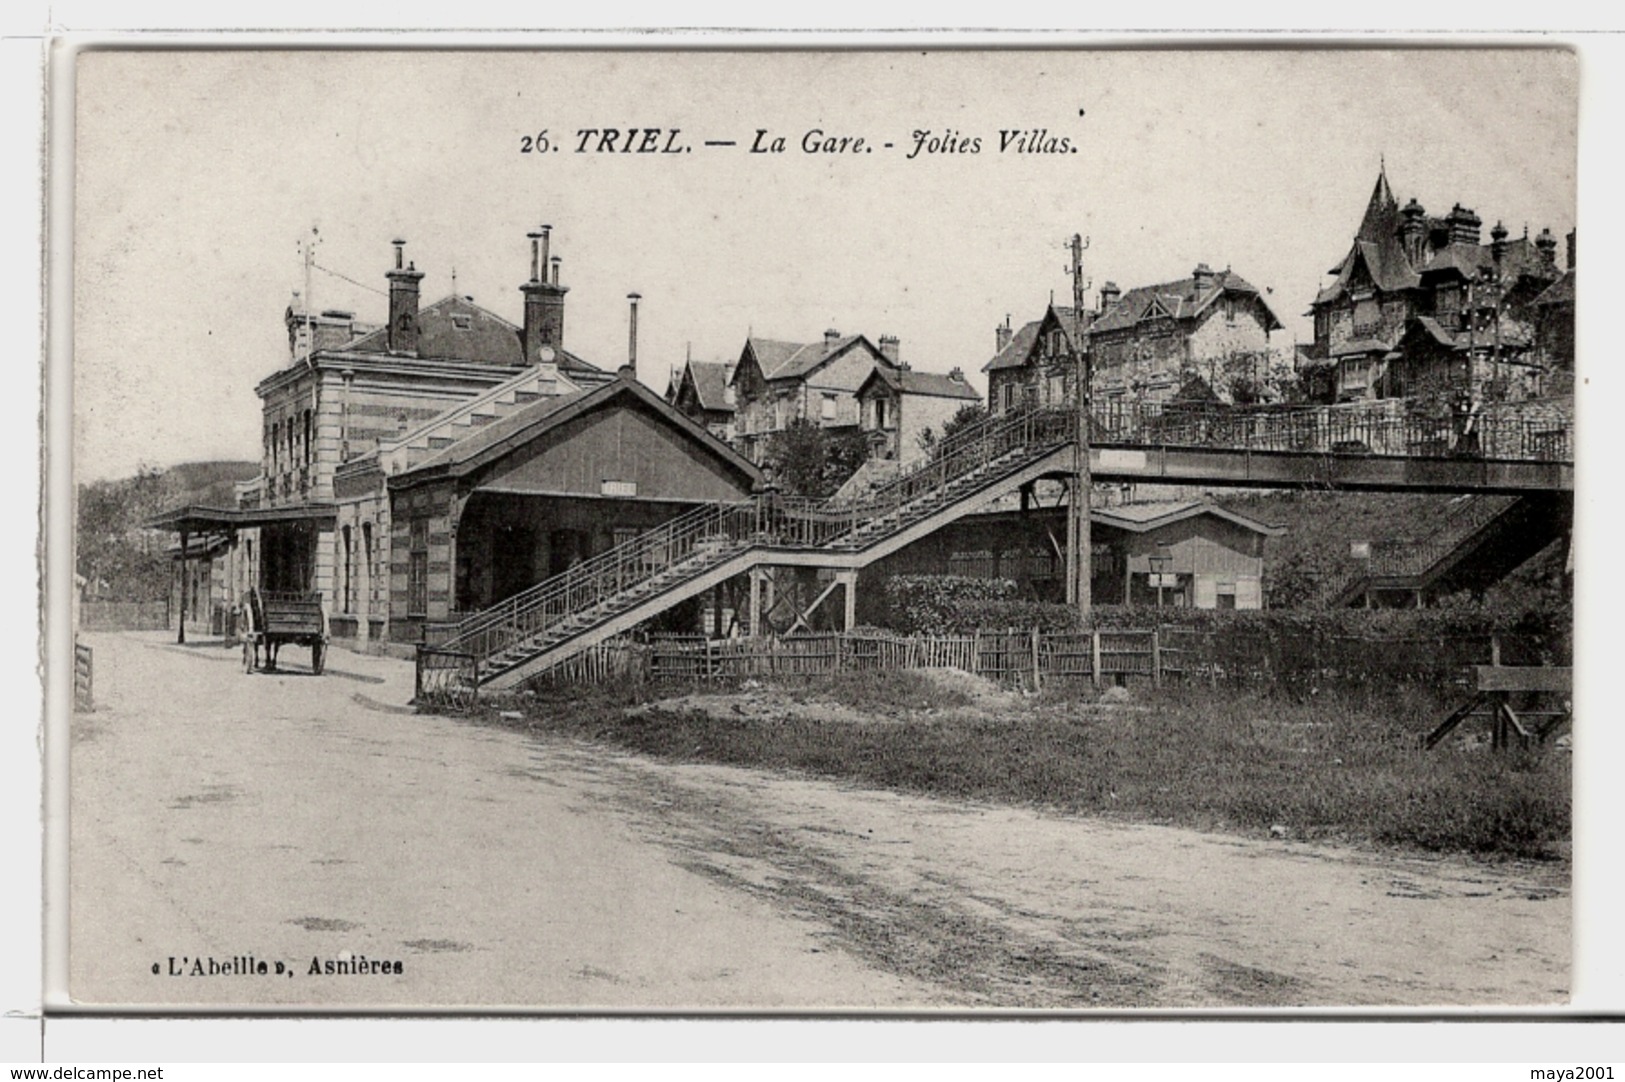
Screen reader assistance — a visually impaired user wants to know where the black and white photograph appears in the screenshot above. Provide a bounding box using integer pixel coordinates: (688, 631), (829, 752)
(57, 45), (1582, 1015)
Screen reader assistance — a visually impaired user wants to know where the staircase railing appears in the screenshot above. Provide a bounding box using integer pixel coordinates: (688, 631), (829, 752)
(431, 393), (1572, 678)
(436, 498), (759, 662)
(1365, 495), (1516, 578)
(1323, 495), (1518, 604)
(432, 404), (1076, 673)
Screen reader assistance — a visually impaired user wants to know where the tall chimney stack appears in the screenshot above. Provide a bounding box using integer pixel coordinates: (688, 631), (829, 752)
(625, 293), (642, 377)
(878, 334), (900, 367)
(995, 315), (1013, 355)
(824, 328), (840, 356)
(520, 224), (569, 363)
(386, 239), (425, 355)
(1535, 227), (1558, 268)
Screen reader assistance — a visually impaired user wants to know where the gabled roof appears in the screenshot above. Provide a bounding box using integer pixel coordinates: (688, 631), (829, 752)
(676, 360), (736, 412)
(1316, 173), (1562, 309)
(341, 294), (605, 379)
(982, 318), (1043, 372)
(857, 366), (981, 401)
(1534, 269), (1575, 308)
(390, 370), (762, 489)
(735, 334), (888, 384)
(966, 496), (1282, 537)
(1417, 236), (1551, 286)
(1402, 316), (1533, 353)
(1093, 499), (1283, 536)
(1088, 269), (1283, 335)
(981, 306), (1092, 374)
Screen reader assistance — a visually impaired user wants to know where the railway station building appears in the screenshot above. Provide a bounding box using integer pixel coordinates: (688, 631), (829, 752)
(153, 227), (762, 648)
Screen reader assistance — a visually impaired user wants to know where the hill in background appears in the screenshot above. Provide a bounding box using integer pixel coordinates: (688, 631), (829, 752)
(77, 460), (260, 600)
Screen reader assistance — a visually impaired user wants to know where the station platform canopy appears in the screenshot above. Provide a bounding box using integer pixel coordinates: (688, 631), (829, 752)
(144, 503), (339, 533)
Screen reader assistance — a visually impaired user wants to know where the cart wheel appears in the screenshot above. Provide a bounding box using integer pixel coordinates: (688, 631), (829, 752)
(312, 641), (326, 675)
(242, 638), (255, 674)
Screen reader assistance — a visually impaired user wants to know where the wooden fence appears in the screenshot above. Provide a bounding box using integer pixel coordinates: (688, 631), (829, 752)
(514, 626), (1522, 694)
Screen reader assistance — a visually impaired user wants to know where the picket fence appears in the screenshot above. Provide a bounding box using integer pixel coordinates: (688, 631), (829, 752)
(516, 626), (1515, 693)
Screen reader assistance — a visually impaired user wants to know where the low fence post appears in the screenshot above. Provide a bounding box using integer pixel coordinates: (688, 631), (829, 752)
(1091, 629), (1102, 689)
(414, 645), (423, 702)
(1031, 627), (1041, 693)
(1151, 626), (1162, 689)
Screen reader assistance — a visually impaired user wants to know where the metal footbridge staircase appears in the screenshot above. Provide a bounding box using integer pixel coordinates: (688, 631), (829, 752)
(1325, 491), (1571, 608)
(427, 405), (1080, 690)
(421, 394), (1574, 692)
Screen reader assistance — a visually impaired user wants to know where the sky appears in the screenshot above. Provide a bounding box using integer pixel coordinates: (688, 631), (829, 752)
(71, 48), (1578, 482)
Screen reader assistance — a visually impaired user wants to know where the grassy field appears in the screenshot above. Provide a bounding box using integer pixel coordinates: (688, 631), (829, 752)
(492, 670), (1570, 861)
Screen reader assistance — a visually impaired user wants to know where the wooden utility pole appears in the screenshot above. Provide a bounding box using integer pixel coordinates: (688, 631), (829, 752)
(1067, 232), (1093, 617)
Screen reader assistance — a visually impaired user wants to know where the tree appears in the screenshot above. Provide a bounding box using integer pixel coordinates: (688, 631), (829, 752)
(76, 464), (175, 600)
(917, 402), (990, 455)
(763, 419), (869, 498)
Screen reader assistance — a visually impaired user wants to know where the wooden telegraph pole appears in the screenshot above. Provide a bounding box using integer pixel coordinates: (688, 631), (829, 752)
(1067, 233), (1092, 618)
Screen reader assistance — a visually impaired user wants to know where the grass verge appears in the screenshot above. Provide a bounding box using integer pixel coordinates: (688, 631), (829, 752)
(493, 671), (1569, 861)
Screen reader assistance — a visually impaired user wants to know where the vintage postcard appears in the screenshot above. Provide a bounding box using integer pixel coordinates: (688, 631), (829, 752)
(59, 45), (1579, 1013)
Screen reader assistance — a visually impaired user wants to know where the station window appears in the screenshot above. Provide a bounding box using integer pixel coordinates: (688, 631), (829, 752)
(407, 518), (429, 616)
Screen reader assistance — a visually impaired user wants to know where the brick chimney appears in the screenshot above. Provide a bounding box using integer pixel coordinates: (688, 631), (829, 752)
(1490, 220), (1509, 270)
(1447, 203), (1482, 246)
(1098, 282), (1121, 312)
(824, 328), (841, 356)
(948, 366), (965, 382)
(520, 225), (569, 362)
(1400, 198), (1428, 264)
(1191, 263), (1215, 292)
(994, 315), (1013, 354)
(1535, 227), (1558, 268)
(386, 239), (424, 355)
(878, 334), (900, 366)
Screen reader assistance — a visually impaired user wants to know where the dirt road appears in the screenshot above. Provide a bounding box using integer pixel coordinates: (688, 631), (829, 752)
(66, 631), (1568, 1009)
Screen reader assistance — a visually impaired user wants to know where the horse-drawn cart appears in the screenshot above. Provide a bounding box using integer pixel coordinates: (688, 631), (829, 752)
(242, 589), (329, 674)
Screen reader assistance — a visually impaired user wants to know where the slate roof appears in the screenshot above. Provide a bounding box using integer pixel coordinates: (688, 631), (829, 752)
(1534, 269), (1575, 308)
(342, 294), (606, 380)
(966, 496), (1282, 536)
(982, 320), (1041, 373)
(981, 306), (1093, 374)
(1094, 499), (1283, 536)
(1333, 335), (1398, 357)
(392, 370), (762, 488)
(678, 360), (736, 412)
(1403, 316), (1534, 352)
(1088, 270), (1282, 335)
(1316, 172), (1561, 308)
(743, 335), (874, 382)
(859, 367), (981, 401)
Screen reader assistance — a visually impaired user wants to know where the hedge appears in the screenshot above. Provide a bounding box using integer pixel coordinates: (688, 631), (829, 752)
(874, 574), (1570, 664)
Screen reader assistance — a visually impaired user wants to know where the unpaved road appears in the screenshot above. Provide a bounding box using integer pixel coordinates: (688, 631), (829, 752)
(67, 631), (1568, 1009)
